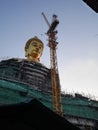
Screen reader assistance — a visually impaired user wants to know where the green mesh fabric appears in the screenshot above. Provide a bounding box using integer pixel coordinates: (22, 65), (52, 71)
(0, 78), (98, 121)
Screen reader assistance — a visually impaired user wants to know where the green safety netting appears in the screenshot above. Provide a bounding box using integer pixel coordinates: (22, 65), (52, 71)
(0, 78), (98, 121)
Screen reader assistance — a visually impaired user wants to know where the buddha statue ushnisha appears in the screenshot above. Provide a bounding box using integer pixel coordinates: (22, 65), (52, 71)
(25, 36), (44, 62)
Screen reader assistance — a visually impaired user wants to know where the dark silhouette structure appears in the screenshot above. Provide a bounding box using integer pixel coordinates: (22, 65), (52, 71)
(0, 99), (81, 130)
(83, 0), (98, 13)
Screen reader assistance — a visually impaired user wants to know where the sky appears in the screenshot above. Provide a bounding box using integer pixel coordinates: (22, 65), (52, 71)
(0, 0), (98, 99)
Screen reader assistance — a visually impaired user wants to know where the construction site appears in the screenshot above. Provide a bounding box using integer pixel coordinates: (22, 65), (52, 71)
(0, 57), (98, 129)
(0, 8), (98, 129)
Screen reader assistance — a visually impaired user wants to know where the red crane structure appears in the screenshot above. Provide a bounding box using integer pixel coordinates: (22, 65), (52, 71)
(42, 12), (63, 116)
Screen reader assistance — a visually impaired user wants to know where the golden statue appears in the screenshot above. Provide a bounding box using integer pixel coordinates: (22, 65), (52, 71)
(25, 36), (44, 62)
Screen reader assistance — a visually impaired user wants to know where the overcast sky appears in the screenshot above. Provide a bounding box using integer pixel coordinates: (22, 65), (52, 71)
(0, 0), (98, 99)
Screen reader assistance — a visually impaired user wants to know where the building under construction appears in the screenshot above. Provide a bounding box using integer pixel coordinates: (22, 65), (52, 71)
(0, 12), (98, 130)
(0, 57), (98, 130)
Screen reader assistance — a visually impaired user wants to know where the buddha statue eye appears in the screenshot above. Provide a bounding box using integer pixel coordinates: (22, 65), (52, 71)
(39, 46), (42, 49)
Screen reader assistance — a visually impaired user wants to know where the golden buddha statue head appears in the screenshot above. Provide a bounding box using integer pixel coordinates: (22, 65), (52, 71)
(25, 36), (44, 62)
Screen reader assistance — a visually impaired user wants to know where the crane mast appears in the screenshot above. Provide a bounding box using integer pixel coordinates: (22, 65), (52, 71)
(42, 12), (63, 115)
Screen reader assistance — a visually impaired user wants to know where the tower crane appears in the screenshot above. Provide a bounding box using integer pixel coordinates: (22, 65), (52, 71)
(42, 12), (63, 116)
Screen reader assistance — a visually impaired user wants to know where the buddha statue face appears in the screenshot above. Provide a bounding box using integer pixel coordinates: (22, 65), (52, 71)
(25, 36), (44, 62)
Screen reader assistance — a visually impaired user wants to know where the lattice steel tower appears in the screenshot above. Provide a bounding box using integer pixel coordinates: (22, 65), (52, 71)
(42, 12), (63, 115)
